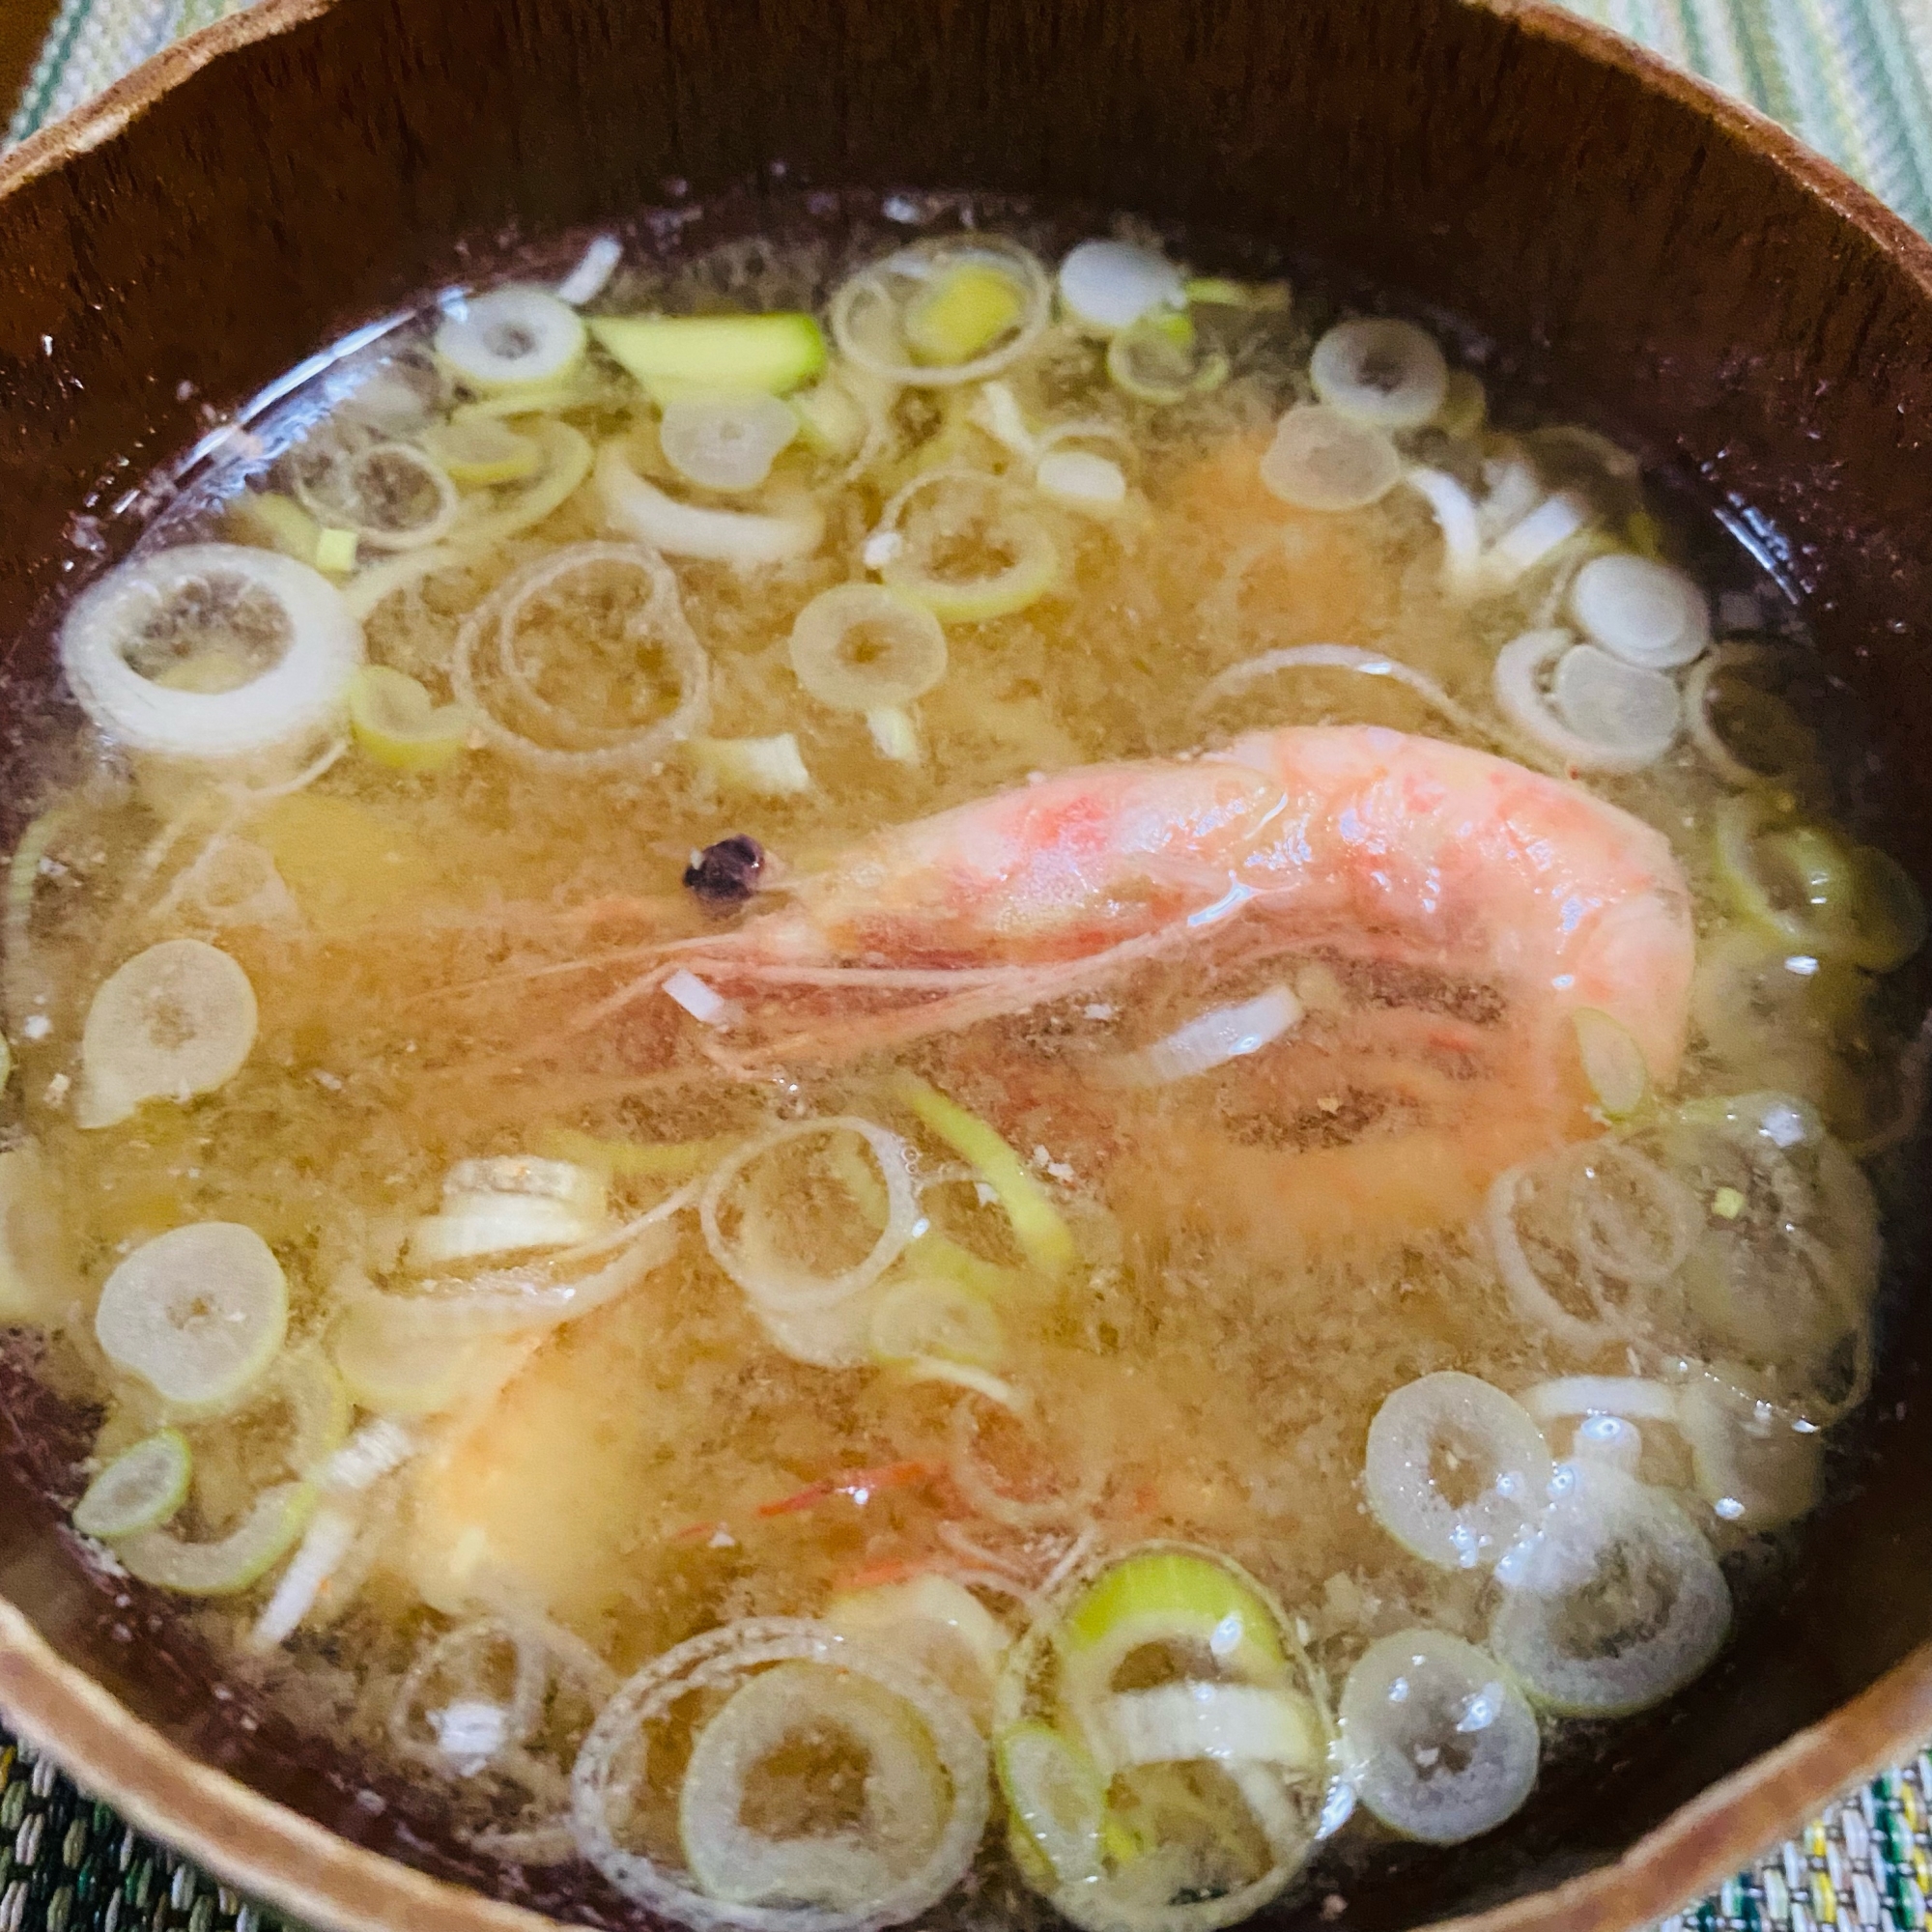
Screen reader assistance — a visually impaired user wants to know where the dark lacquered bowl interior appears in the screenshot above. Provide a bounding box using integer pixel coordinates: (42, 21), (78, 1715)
(2, 1), (1931, 1926)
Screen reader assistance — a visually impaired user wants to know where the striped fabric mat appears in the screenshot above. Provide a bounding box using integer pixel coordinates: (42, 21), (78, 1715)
(5, 4), (1932, 1932)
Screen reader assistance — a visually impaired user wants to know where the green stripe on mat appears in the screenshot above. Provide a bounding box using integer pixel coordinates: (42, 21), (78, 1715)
(6, 3), (1932, 1932)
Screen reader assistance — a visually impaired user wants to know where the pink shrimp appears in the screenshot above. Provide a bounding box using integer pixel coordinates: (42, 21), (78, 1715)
(672, 724), (1692, 1088)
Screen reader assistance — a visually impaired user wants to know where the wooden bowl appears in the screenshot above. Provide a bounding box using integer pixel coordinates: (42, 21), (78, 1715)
(2, 1), (1930, 1927)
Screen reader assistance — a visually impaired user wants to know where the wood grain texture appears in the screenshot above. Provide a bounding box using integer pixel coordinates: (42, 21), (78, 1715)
(1, 2), (1931, 1929)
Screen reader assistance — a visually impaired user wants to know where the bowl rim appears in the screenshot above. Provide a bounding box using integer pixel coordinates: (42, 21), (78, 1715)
(4, 0), (1932, 1927)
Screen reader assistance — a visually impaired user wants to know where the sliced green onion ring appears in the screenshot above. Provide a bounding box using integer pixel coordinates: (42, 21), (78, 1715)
(1713, 792), (1926, 972)
(1338, 1630), (1539, 1844)
(294, 440), (460, 553)
(1364, 1373), (1553, 1571)
(75, 938), (258, 1130)
(1191, 642), (1498, 744)
(790, 582), (948, 712)
(870, 469), (1058, 623)
(73, 1429), (192, 1540)
(869, 1277), (1004, 1369)
(118, 1481), (316, 1596)
(459, 418), (596, 547)
(1309, 318), (1448, 430)
(60, 544), (363, 762)
(1676, 1373), (1822, 1529)
(347, 665), (470, 773)
(450, 539), (711, 772)
(832, 237), (1052, 389)
(420, 416), (544, 488)
(1106, 312), (1229, 405)
(659, 392), (800, 494)
(700, 1118), (919, 1314)
(1058, 1547), (1292, 1718)
(570, 1618), (990, 1932)
(1058, 240), (1186, 336)
(95, 1222), (289, 1409)
(827, 1575), (1010, 1721)
(1684, 645), (1821, 789)
(437, 287), (587, 391)
(1490, 1463), (1729, 1714)
(891, 1073), (1075, 1280)
(596, 439), (825, 568)
(1258, 405), (1402, 512)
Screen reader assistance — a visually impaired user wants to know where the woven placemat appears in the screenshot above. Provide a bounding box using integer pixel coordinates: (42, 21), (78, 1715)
(5, 1), (1932, 1929)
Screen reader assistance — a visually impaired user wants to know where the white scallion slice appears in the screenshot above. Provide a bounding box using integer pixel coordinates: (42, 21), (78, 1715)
(1364, 1372), (1552, 1572)
(573, 1619), (989, 1931)
(658, 392), (800, 495)
(831, 236), (1051, 388)
(1492, 629), (1677, 773)
(1057, 240), (1186, 335)
(1259, 405), (1402, 512)
(555, 233), (622, 307)
(75, 938), (258, 1130)
(595, 439), (824, 567)
(1338, 1630), (1539, 1845)
(436, 286), (588, 391)
(1570, 553), (1711, 669)
(95, 1222), (289, 1408)
(689, 732), (813, 796)
(790, 582), (948, 713)
(59, 544), (362, 762)
(451, 537), (711, 772)
(1100, 984), (1301, 1088)
(701, 1118), (919, 1313)
(1490, 1463), (1730, 1714)
(997, 1721), (1107, 1887)
(1405, 468), (1484, 592)
(1097, 1683), (1323, 1776)
(1035, 448), (1128, 508)
(1490, 491), (1588, 579)
(1551, 642), (1681, 756)
(869, 1277), (1005, 1369)
(331, 1305), (533, 1415)
(247, 1497), (362, 1648)
(828, 1574), (1010, 1727)
(1573, 1007), (1649, 1120)
(1518, 1377), (1681, 1427)
(406, 1156), (610, 1269)
(72, 1429), (192, 1541)
(1309, 318), (1449, 430)
(867, 704), (922, 763)
(117, 1481), (315, 1596)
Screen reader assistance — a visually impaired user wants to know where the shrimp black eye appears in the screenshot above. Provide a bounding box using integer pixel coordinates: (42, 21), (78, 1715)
(684, 835), (765, 908)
